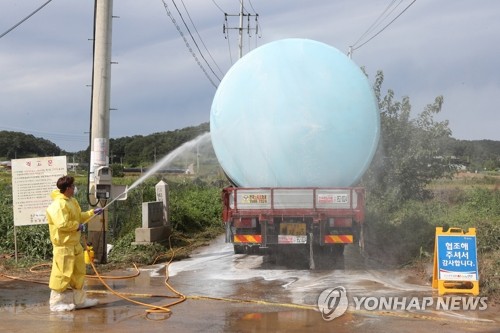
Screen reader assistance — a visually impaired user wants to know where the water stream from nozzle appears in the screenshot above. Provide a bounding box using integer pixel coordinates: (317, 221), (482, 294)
(101, 132), (211, 210)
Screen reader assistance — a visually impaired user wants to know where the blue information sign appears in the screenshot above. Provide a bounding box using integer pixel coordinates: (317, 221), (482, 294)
(437, 235), (478, 281)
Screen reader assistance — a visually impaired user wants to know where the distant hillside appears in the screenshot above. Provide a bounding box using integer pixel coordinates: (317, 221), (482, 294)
(2, 123), (499, 171)
(441, 137), (500, 171)
(108, 122), (213, 167)
(0, 131), (65, 160)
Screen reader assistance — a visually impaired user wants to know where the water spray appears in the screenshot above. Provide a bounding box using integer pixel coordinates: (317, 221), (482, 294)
(94, 132), (212, 213)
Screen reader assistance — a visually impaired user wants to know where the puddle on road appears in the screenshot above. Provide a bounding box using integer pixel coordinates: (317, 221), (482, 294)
(1, 237), (498, 332)
(228, 308), (358, 333)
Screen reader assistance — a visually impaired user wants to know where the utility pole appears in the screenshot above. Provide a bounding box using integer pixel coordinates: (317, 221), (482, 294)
(238, 0), (243, 59)
(88, 0), (114, 264)
(223, 0), (259, 59)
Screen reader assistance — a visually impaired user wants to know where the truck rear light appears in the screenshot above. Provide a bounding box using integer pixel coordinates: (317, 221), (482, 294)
(329, 217), (352, 227)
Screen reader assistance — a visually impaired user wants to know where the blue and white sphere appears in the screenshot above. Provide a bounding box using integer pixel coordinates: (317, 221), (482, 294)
(210, 38), (380, 187)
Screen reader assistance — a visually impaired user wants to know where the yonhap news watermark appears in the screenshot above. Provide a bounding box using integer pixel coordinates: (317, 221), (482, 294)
(317, 286), (488, 321)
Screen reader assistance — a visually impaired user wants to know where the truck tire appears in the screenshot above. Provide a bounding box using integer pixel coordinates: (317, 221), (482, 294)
(333, 244), (345, 256)
(312, 245), (344, 269)
(358, 224), (366, 255)
(234, 244), (245, 254)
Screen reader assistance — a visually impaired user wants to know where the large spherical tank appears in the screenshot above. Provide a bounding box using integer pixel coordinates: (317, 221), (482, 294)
(210, 38), (380, 187)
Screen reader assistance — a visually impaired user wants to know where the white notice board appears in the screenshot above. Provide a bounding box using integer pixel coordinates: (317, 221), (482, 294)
(11, 156), (67, 226)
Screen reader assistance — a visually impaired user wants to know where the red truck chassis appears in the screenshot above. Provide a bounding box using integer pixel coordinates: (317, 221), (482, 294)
(222, 187), (365, 255)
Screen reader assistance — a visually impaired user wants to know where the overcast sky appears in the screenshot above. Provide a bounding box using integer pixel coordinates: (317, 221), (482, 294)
(1, 0), (499, 152)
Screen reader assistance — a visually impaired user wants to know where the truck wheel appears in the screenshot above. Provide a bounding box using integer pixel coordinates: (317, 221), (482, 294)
(333, 244), (345, 256)
(330, 245), (345, 269)
(335, 254), (345, 269)
(234, 244), (245, 254)
(358, 224), (366, 255)
(311, 245), (342, 269)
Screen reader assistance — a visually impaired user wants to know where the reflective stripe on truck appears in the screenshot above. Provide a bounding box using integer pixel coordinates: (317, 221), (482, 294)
(324, 235), (353, 244)
(234, 235), (262, 244)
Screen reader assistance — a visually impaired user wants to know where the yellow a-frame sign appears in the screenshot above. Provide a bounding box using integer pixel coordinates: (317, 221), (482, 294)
(432, 227), (479, 296)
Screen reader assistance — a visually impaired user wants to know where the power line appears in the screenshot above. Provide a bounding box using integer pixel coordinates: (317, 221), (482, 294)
(351, 0), (399, 48)
(160, 0), (219, 88)
(211, 0), (225, 13)
(226, 26), (234, 65)
(210, 0), (235, 64)
(247, 0), (258, 14)
(0, 0), (54, 39)
(350, 0), (417, 54)
(223, 0), (260, 59)
(249, 0), (263, 49)
(179, 0), (224, 77)
(168, 0), (222, 83)
(239, 0), (250, 15)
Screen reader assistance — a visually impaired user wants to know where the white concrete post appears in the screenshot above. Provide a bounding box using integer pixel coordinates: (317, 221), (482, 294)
(155, 180), (169, 227)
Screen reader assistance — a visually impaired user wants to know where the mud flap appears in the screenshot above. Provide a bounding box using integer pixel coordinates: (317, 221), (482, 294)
(309, 232), (315, 270)
(225, 222), (233, 243)
(260, 221), (268, 249)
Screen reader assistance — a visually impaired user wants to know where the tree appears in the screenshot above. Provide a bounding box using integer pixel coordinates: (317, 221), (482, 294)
(0, 131), (62, 159)
(362, 71), (454, 205)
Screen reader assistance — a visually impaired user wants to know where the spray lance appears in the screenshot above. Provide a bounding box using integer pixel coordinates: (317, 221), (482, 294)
(80, 187), (129, 228)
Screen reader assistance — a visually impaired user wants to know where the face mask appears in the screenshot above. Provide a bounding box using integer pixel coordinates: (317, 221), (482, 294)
(73, 186), (78, 195)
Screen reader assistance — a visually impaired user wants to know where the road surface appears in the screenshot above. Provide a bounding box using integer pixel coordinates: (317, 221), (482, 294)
(0, 235), (498, 332)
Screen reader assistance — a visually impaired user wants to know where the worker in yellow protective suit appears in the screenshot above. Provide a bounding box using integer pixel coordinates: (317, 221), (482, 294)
(46, 175), (103, 312)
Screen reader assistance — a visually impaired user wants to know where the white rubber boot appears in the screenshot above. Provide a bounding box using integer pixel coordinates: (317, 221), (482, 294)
(73, 289), (98, 309)
(49, 290), (75, 312)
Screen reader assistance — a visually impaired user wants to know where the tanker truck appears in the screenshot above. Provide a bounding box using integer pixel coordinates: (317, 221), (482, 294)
(210, 39), (380, 268)
(221, 186), (365, 267)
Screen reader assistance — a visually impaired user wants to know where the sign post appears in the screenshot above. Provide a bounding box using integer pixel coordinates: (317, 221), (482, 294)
(432, 227), (479, 296)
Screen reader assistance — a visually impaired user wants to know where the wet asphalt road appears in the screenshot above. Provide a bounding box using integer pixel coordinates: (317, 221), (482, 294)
(0, 235), (498, 332)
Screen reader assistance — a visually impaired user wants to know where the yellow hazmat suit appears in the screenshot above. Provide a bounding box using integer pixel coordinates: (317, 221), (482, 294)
(46, 189), (95, 292)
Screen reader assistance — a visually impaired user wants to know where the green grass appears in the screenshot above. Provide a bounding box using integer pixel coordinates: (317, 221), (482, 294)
(1, 171), (498, 300)
(365, 173), (500, 299)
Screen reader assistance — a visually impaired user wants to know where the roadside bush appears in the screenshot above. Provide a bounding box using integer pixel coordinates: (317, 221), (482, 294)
(364, 199), (446, 264)
(0, 180), (51, 259)
(445, 188), (500, 253)
(365, 186), (500, 299)
(107, 231), (168, 265)
(106, 177), (223, 264)
(0, 173), (223, 264)
(479, 251), (500, 299)
(0, 184), (14, 254)
(6, 225), (52, 260)
(168, 181), (222, 233)
(107, 182), (151, 241)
